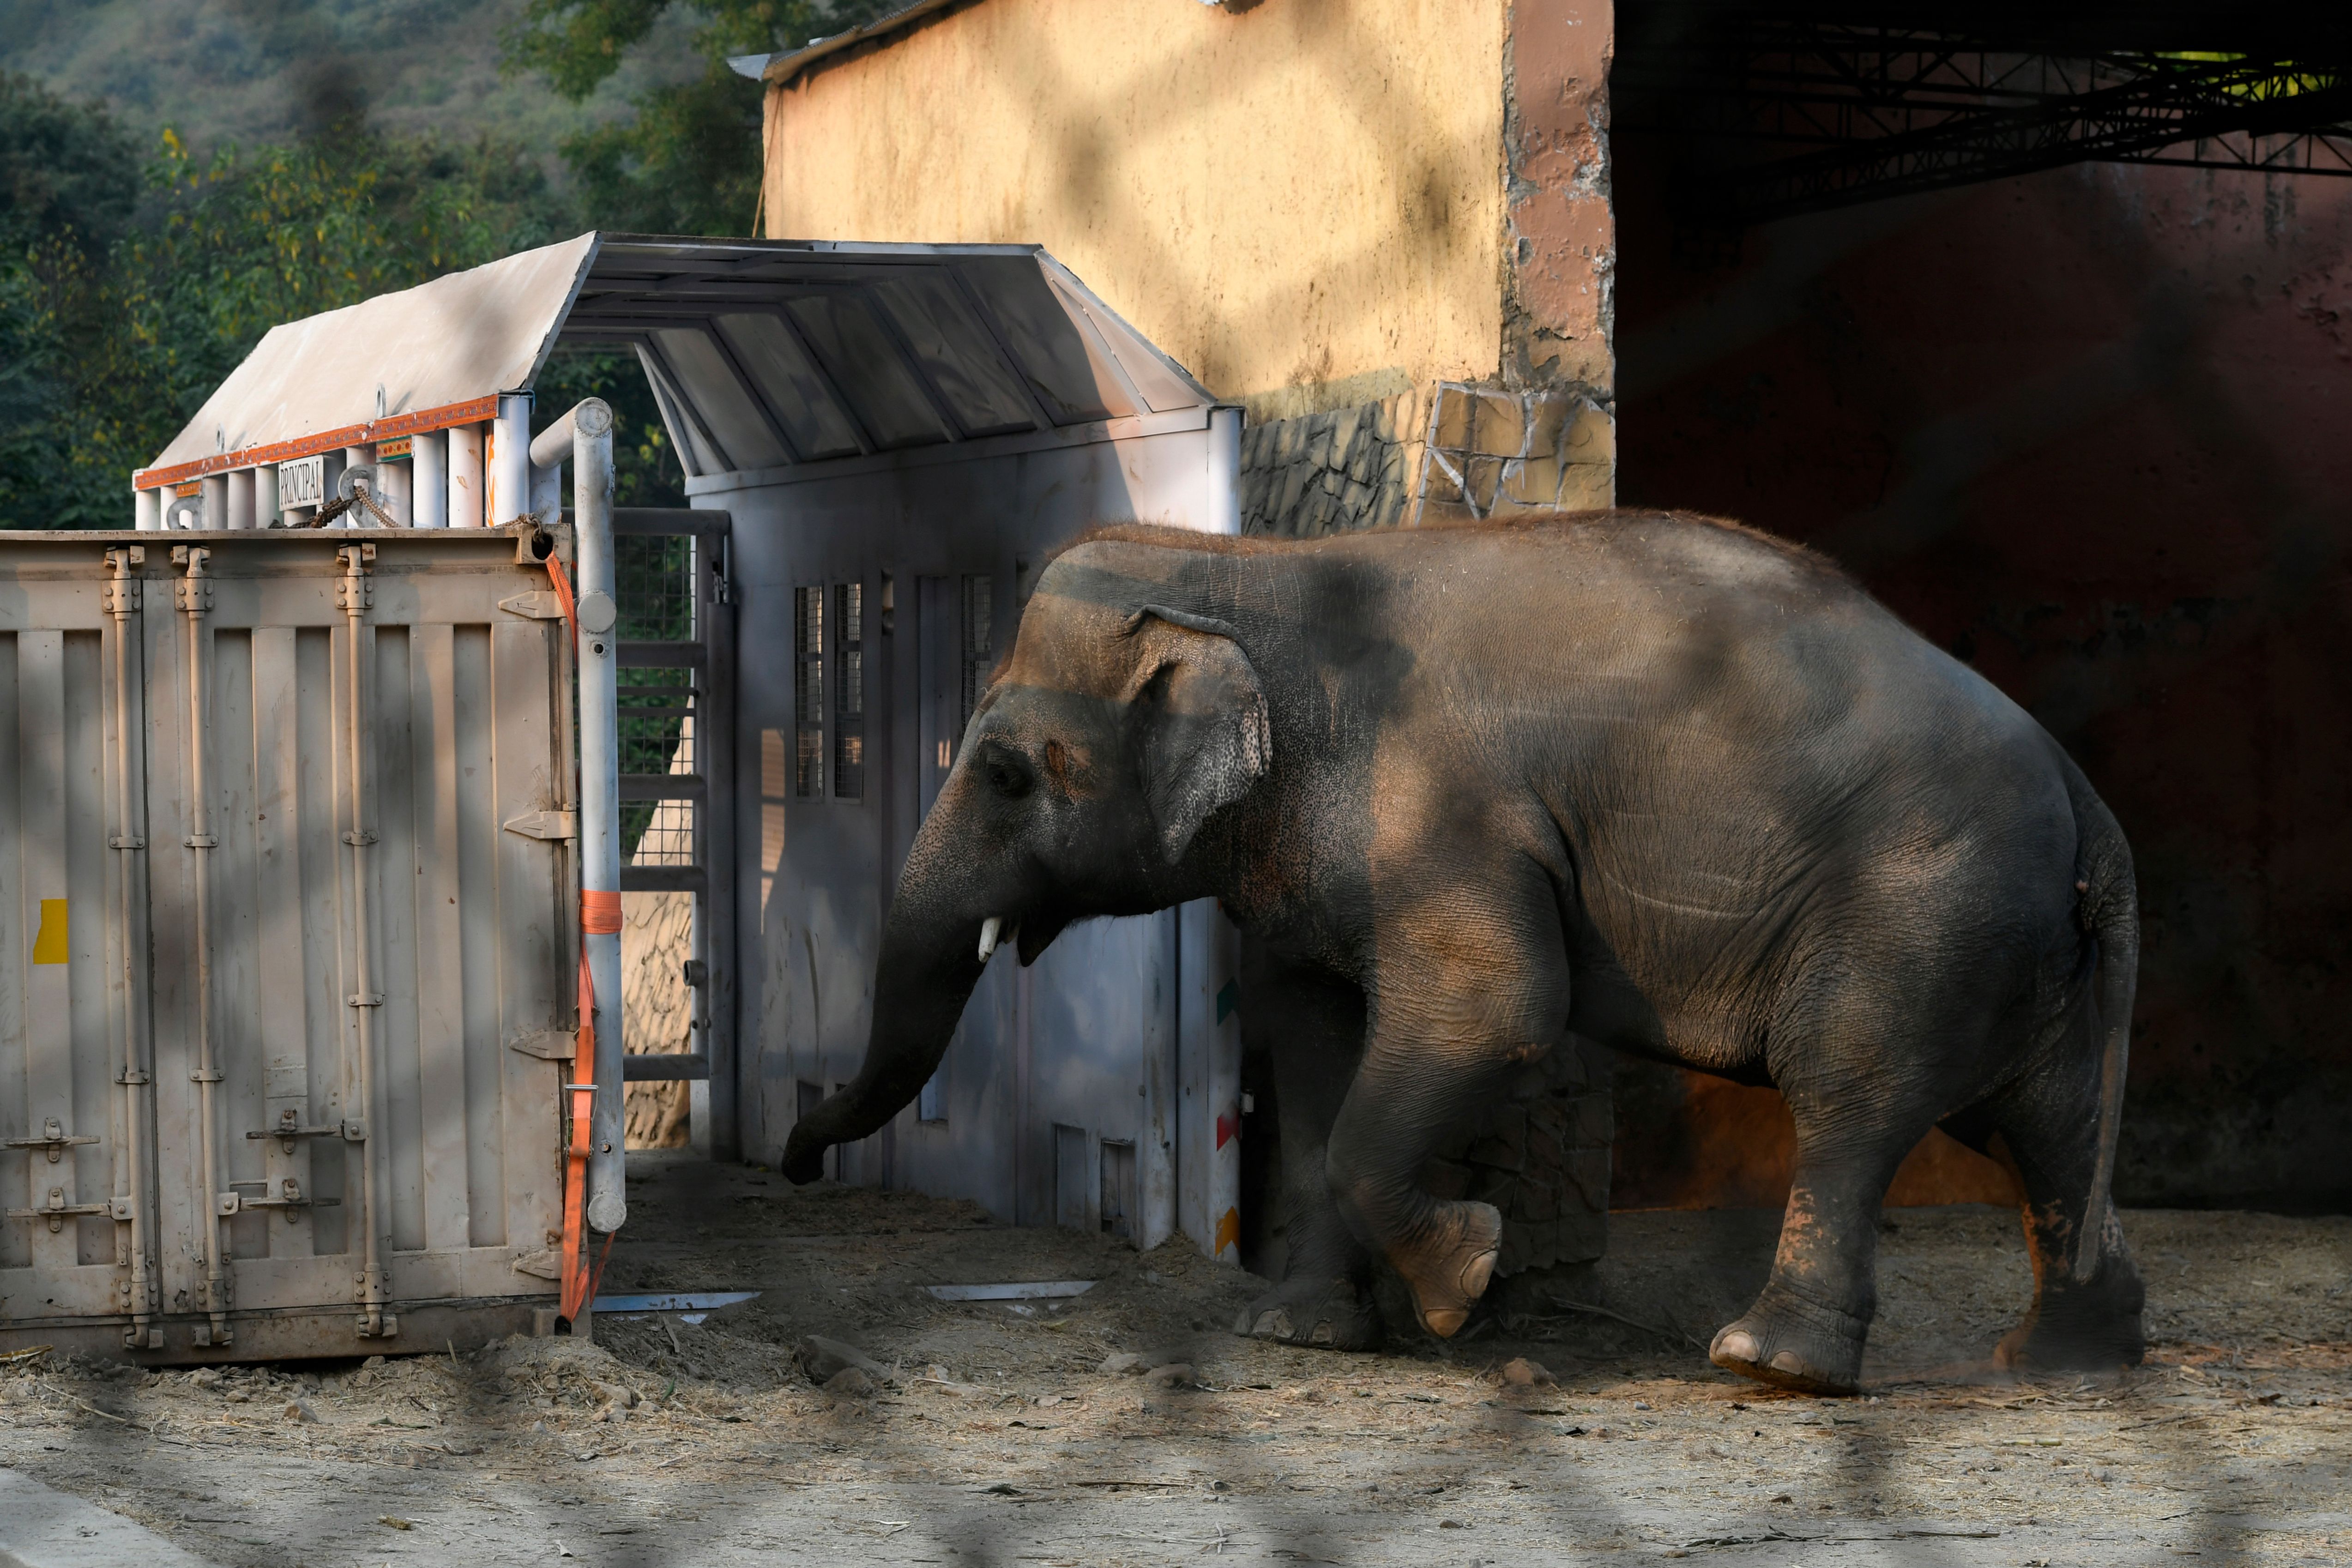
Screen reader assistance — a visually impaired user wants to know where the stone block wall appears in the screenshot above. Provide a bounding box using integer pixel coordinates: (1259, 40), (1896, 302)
(1239, 382), (1615, 539)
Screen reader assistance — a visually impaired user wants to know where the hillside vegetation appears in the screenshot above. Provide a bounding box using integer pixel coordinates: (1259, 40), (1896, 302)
(0, 0), (896, 524)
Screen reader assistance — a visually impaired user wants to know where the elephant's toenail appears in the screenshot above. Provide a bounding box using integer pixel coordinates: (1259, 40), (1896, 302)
(1309, 1321), (1335, 1346)
(1713, 1330), (1760, 1364)
(1768, 1350), (1808, 1376)
(1460, 1249), (1498, 1299)
(1423, 1308), (1467, 1337)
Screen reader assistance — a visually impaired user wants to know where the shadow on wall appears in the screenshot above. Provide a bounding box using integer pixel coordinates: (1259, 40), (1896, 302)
(1613, 134), (2352, 1215)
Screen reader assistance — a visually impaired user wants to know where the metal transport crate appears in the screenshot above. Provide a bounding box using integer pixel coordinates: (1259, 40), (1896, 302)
(0, 525), (579, 1361)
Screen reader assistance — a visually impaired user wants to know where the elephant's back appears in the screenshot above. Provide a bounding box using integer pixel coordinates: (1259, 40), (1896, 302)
(1335, 513), (2083, 1030)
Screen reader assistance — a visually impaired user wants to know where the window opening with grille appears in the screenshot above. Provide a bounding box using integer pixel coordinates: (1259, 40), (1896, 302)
(834, 581), (864, 799)
(794, 585), (824, 797)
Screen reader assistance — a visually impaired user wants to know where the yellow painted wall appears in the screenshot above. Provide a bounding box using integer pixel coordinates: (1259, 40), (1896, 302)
(763, 0), (1511, 421)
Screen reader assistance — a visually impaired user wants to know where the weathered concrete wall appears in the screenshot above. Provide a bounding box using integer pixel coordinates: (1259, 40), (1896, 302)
(764, 0), (1512, 422)
(1612, 139), (2352, 1212)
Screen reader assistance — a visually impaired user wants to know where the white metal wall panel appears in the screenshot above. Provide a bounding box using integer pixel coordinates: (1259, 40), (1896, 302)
(726, 420), (1243, 1258)
(0, 529), (577, 1362)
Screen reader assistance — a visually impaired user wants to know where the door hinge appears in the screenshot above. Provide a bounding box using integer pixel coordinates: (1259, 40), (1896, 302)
(498, 589), (568, 621)
(502, 809), (578, 841)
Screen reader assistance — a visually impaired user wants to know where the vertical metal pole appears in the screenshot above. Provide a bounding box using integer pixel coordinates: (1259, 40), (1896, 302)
(338, 543), (390, 1338)
(134, 488), (160, 532)
(702, 528), (739, 1161)
(410, 432), (447, 529)
(175, 546), (234, 1344)
(491, 395), (532, 527)
(255, 465), (279, 530)
(200, 474), (229, 533)
(570, 402), (627, 1234)
(104, 547), (157, 1349)
(1206, 407), (1242, 535)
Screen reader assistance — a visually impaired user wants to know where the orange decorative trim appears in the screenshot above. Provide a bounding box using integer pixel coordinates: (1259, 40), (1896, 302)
(133, 394), (503, 491)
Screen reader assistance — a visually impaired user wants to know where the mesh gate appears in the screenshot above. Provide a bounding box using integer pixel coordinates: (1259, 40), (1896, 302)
(611, 512), (736, 1152)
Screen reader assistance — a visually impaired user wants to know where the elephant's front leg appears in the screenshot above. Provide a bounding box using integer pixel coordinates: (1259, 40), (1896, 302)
(1325, 877), (1572, 1338)
(1233, 944), (1383, 1349)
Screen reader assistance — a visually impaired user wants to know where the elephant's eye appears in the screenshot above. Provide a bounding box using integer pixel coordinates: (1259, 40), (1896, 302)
(985, 757), (1031, 798)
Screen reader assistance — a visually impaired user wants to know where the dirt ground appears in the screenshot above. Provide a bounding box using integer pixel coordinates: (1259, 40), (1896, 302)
(0, 1152), (2346, 1566)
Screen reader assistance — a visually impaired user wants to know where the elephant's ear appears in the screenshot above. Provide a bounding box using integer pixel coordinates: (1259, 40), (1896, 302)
(1121, 606), (1271, 863)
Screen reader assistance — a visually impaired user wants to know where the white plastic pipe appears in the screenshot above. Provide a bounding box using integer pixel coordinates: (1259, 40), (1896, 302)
(410, 431), (447, 528)
(134, 488), (160, 531)
(255, 464), (279, 528)
(490, 394), (531, 526)
(448, 425), (486, 527)
(200, 474), (229, 532)
(226, 469), (255, 530)
(380, 458), (412, 526)
(532, 398), (625, 1236)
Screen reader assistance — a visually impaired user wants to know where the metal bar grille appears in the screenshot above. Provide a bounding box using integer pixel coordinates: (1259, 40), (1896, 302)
(1616, 21), (2352, 224)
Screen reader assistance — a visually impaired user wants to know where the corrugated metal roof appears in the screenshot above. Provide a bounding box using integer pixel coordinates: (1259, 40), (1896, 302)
(732, 0), (970, 87)
(137, 233), (1215, 491)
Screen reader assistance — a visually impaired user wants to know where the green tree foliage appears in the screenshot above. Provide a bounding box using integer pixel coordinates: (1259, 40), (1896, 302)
(0, 78), (581, 527)
(505, 0), (899, 235)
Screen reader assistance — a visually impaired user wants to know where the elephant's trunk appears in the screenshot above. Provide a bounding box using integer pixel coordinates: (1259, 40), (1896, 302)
(780, 891), (994, 1183)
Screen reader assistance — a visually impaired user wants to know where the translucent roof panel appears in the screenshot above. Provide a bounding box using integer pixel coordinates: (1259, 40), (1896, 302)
(713, 313), (863, 459)
(650, 328), (794, 471)
(781, 293), (950, 450)
(567, 237), (1209, 479)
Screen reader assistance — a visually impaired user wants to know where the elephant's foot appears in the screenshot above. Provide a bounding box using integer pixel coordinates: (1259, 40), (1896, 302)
(1709, 1279), (1870, 1396)
(1994, 1261), (2147, 1374)
(1386, 1200), (1502, 1339)
(1233, 1273), (1382, 1351)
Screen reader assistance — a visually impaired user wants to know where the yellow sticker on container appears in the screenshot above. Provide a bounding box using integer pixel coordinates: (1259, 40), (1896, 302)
(1215, 1205), (1240, 1257)
(31, 899), (67, 965)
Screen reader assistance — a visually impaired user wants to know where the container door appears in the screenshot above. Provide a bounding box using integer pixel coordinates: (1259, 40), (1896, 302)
(0, 551), (158, 1344)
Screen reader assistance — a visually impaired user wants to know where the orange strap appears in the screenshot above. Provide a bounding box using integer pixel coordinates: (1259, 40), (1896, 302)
(545, 549), (580, 637)
(551, 547), (616, 1325)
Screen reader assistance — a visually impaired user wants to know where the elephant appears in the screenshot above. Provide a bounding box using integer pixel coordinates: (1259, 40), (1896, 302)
(782, 510), (2147, 1395)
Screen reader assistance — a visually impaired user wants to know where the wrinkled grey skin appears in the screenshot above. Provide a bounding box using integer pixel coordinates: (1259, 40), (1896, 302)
(784, 513), (2146, 1394)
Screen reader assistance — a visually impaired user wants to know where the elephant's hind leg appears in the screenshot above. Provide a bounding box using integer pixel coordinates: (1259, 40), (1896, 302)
(1706, 1100), (1921, 1396)
(1232, 949), (1382, 1351)
(1980, 1006), (2147, 1373)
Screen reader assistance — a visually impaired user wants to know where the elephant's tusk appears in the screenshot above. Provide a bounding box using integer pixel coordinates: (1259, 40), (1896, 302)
(978, 916), (1002, 963)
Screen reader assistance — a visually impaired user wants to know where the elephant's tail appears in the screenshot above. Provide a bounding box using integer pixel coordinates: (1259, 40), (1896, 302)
(2064, 759), (2139, 1283)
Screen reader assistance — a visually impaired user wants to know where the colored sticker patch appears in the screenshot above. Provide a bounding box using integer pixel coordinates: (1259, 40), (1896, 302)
(1214, 1206), (1240, 1256)
(1216, 979), (1239, 1025)
(1216, 1110), (1238, 1150)
(31, 899), (67, 965)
